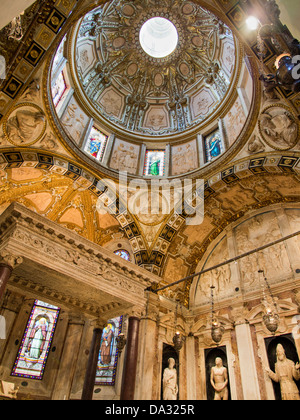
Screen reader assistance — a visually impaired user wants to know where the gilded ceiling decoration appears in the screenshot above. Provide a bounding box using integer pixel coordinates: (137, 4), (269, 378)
(72, 0), (237, 137)
(0, 0), (299, 307)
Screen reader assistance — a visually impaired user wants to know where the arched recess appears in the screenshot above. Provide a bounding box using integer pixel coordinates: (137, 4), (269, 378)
(189, 203), (300, 311)
(152, 152), (300, 305)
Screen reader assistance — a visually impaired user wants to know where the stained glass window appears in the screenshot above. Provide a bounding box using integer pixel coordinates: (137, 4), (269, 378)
(95, 316), (123, 386)
(204, 129), (223, 163)
(52, 70), (68, 107)
(11, 300), (60, 380)
(114, 249), (130, 261)
(144, 150), (166, 176)
(85, 126), (108, 162)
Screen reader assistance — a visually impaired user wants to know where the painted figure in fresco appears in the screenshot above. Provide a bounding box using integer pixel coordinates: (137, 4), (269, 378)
(100, 323), (114, 365)
(210, 357), (229, 400)
(266, 343), (300, 400)
(207, 133), (221, 160)
(27, 317), (48, 360)
(150, 159), (161, 176)
(147, 151), (164, 176)
(88, 139), (102, 158)
(163, 358), (178, 400)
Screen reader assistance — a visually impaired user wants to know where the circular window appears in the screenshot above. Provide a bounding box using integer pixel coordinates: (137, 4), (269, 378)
(139, 17), (178, 58)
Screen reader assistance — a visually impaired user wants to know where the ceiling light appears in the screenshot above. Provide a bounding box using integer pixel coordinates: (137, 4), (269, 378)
(139, 17), (178, 58)
(246, 16), (260, 31)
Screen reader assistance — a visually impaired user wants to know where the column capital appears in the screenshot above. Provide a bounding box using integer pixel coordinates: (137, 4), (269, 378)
(91, 317), (107, 330)
(125, 306), (145, 319)
(231, 303), (250, 326)
(0, 250), (23, 269)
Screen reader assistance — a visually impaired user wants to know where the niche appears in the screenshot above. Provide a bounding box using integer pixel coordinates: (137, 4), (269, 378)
(265, 334), (300, 400)
(161, 343), (179, 400)
(205, 346), (231, 400)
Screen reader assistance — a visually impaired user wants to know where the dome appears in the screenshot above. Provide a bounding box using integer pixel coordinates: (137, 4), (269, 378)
(72, 0), (237, 137)
(49, 0), (255, 178)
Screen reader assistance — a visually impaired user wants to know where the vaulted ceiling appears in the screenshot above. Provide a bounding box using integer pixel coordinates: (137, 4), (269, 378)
(0, 0), (299, 307)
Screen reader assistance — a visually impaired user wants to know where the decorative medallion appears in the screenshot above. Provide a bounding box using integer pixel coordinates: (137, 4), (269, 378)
(258, 105), (299, 151)
(3, 103), (46, 146)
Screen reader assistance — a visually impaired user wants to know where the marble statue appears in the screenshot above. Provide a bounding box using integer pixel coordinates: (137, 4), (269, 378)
(210, 357), (229, 400)
(265, 343), (300, 400)
(163, 358), (178, 400)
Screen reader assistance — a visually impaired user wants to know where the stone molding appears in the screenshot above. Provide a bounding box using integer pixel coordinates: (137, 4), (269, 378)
(0, 250), (23, 269)
(0, 203), (160, 318)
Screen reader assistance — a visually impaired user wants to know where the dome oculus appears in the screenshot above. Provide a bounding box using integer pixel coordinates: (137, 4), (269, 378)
(139, 17), (178, 58)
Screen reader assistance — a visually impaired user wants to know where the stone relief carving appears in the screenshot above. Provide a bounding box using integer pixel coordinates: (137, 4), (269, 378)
(190, 88), (216, 120)
(109, 139), (140, 175)
(23, 79), (41, 102)
(9, 224), (148, 298)
(61, 96), (89, 145)
(38, 132), (59, 151)
(3, 104), (46, 146)
(195, 237), (232, 304)
(143, 106), (170, 131)
(258, 106), (299, 150)
(0, 250), (23, 268)
(220, 38), (235, 76)
(77, 42), (97, 76)
(171, 140), (198, 176)
(235, 212), (291, 286)
(164, 257), (188, 285)
(193, 207), (299, 308)
(98, 87), (124, 119)
(247, 135), (265, 154)
(224, 97), (246, 145)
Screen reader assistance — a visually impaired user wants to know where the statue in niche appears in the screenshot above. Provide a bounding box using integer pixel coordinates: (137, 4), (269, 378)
(163, 358), (178, 400)
(210, 357), (229, 400)
(265, 343), (300, 400)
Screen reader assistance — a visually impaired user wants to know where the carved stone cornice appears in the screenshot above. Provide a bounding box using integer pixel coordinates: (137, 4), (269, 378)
(0, 203), (160, 318)
(10, 275), (123, 319)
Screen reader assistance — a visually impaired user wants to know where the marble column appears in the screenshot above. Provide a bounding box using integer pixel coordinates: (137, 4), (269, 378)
(120, 316), (140, 400)
(235, 321), (261, 400)
(136, 292), (159, 400)
(81, 326), (103, 400)
(186, 334), (197, 400)
(0, 251), (23, 300)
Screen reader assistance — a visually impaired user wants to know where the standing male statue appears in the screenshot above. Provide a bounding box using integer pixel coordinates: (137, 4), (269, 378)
(210, 357), (229, 400)
(265, 343), (300, 400)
